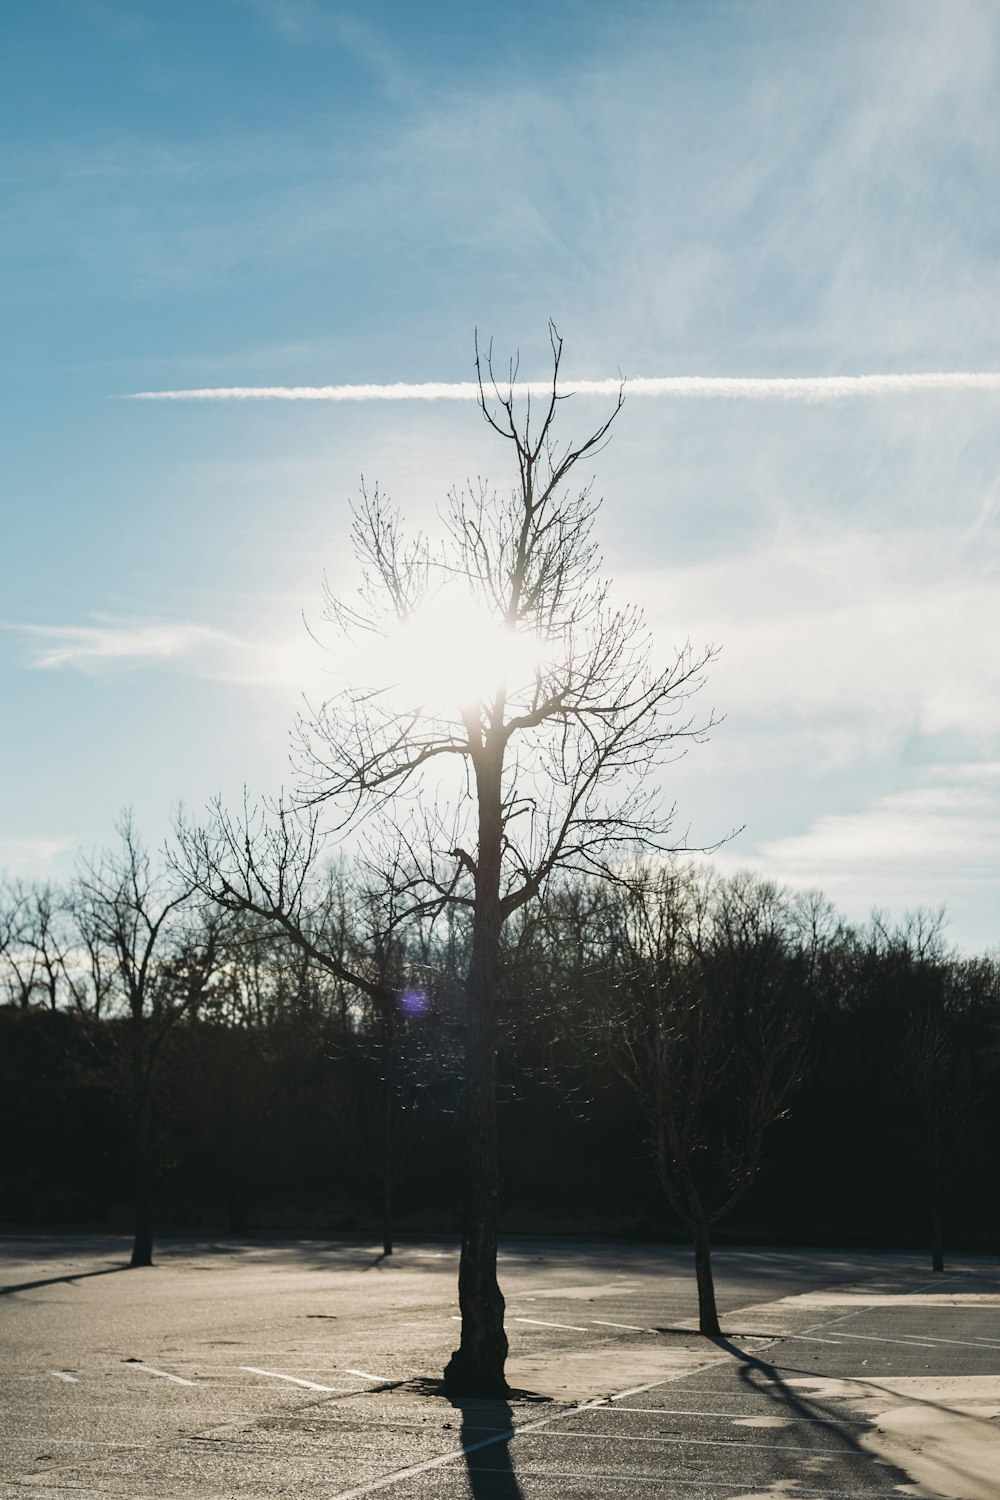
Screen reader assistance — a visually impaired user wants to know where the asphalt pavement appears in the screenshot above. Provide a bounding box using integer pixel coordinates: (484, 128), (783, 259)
(2, 1236), (998, 1498)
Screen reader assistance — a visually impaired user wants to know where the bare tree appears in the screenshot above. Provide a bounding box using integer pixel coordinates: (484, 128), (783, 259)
(0, 876), (115, 1017)
(596, 865), (807, 1334)
(78, 813), (220, 1267)
(0, 880), (43, 1008)
(286, 325), (717, 1393)
(860, 909), (978, 1273)
(59, 882), (117, 1020)
(176, 802), (464, 1255)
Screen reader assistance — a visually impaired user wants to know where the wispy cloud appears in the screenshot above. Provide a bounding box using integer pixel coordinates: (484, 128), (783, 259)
(126, 373), (1000, 402)
(0, 837), (76, 877)
(13, 619), (239, 671)
(7, 616), (327, 692)
(761, 779), (1000, 877)
(711, 762), (1000, 941)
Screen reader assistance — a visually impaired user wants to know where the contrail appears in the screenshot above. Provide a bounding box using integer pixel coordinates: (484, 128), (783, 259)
(127, 373), (1000, 403)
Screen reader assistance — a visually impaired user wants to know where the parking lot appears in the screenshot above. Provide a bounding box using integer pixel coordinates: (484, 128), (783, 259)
(2, 1237), (998, 1498)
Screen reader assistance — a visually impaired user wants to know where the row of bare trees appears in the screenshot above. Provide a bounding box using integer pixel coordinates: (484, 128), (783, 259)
(3, 842), (995, 1310)
(1, 818), (229, 1265)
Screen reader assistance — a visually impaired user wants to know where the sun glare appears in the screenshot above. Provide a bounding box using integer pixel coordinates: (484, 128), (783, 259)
(358, 597), (544, 710)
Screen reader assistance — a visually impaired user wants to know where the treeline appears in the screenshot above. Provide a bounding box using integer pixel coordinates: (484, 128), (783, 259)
(2, 820), (998, 1289)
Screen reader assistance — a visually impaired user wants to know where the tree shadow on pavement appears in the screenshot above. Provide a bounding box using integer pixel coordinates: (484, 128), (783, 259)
(453, 1396), (523, 1498)
(0, 1264), (130, 1295)
(405, 1378), (534, 1496)
(709, 1335), (916, 1489)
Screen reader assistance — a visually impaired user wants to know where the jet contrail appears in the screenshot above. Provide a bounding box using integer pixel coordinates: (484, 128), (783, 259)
(126, 372), (1000, 402)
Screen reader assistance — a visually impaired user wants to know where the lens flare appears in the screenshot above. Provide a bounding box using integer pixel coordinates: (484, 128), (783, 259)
(399, 989), (428, 1015)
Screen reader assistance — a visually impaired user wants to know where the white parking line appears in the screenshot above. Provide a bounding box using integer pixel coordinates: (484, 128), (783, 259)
(50, 1370), (78, 1382)
(608, 1405), (871, 1425)
(831, 1332), (938, 1349)
(893, 1332), (1000, 1351)
(514, 1280), (642, 1296)
(540, 1430), (853, 1454)
(124, 1360), (195, 1386)
(343, 1368), (394, 1383)
(467, 1468), (896, 1495)
(591, 1319), (648, 1331)
(514, 1316), (589, 1332)
(241, 1366), (339, 1391)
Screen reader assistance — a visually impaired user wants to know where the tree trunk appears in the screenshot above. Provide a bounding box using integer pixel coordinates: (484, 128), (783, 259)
(130, 1099), (154, 1268)
(930, 1203), (944, 1274)
(659, 1128), (721, 1338)
(382, 1083), (394, 1257)
(443, 752), (509, 1396)
(443, 988), (507, 1394)
(693, 1211), (720, 1335)
(929, 1130), (944, 1273)
(228, 1189), (249, 1237)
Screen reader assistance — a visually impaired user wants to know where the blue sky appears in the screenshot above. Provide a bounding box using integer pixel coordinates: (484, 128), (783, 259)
(3, 0), (1000, 950)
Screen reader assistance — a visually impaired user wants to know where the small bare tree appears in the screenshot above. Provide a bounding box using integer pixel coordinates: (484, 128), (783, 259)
(78, 813), (221, 1267)
(863, 909), (979, 1274)
(285, 326), (717, 1393)
(598, 865), (807, 1334)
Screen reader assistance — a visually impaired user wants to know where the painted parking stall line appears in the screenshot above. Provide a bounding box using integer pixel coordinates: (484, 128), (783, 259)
(241, 1366), (340, 1391)
(608, 1405), (873, 1426)
(342, 1368), (395, 1383)
(535, 1429), (861, 1454)
(591, 1319), (650, 1331)
(831, 1332), (938, 1349)
(514, 1316), (589, 1332)
(124, 1359), (195, 1385)
(887, 1331), (1000, 1351)
(49, 1370), (78, 1382)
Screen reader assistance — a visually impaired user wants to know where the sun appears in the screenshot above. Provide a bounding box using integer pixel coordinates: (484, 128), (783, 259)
(352, 595), (543, 712)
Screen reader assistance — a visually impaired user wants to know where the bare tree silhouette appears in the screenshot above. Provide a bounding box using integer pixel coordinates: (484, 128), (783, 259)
(284, 325), (717, 1393)
(78, 813), (222, 1267)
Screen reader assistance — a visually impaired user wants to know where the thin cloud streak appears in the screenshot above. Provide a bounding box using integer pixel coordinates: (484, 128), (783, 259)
(126, 372), (1000, 402)
(0, 837), (76, 877)
(8, 617), (328, 692)
(12, 620), (239, 671)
